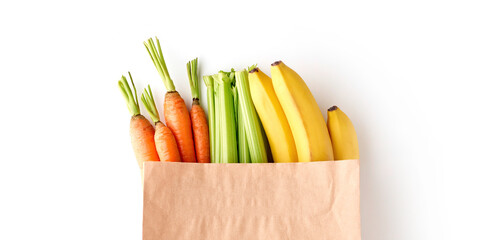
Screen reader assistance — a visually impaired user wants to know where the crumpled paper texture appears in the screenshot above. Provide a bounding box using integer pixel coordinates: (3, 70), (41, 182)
(143, 160), (360, 240)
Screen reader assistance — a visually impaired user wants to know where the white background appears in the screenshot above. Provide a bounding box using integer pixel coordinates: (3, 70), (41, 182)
(1, 0), (503, 239)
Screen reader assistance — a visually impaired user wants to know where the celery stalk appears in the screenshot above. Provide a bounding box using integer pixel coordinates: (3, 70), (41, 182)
(232, 85), (238, 126)
(212, 74), (222, 163)
(203, 75), (215, 163)
(216, 72), (238, 163)
(235, 70), (268, 163)
(234, 84), (249, 162)
(238, 101), (251, 163)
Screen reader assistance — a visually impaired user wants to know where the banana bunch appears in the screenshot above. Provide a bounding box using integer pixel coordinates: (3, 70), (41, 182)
(248, 68), (298, 163)
(248, 61), (359, 162)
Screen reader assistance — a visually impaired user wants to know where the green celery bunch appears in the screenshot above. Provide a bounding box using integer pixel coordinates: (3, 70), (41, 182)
(203, 67), (267, 163)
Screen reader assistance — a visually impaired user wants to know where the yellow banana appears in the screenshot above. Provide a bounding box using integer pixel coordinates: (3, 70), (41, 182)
(270, 61), (334, 162)
(248, 68), (298, 163)
(327, 106), (359, 160)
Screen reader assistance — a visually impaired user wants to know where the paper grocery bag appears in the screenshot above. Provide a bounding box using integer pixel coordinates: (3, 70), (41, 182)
(143, 160), (361, 240)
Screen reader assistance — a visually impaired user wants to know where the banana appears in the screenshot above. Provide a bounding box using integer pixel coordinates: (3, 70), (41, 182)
(270, 61), (334, 162)
(248, 68), (298, 163)
(327, 106), (359, 160)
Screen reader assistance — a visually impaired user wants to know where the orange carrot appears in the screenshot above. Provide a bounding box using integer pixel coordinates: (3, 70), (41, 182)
(118, 73), (160, 169)
(163, 92), (196, 162)
(190, 101), (210, 163)
(154, 122), (181, 162)
(141, 85), (181, 162)
(187, 58), (210, 163)
(144, 37), (196, 162)
(130, 115), (159, 166)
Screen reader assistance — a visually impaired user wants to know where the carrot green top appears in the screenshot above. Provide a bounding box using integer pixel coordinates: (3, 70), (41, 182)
(186, 58), (199, 100)
(118, 72), (140, 116)
(140, 85), (160, 123)
(144, 37), (176, 92)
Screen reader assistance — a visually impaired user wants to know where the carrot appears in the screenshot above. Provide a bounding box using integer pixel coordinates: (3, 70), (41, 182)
(163, 92), (195, 162)
(187, 58), (210, 163)
(118, 72), (160, 169)
(141, 85), (181, 162)
(144, 37), (196, 162)
(130, 115), (159, 166)
(154, 122), (181, 162)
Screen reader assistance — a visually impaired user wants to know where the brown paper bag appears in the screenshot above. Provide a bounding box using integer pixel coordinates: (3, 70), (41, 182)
(143, 160), (361, 240)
